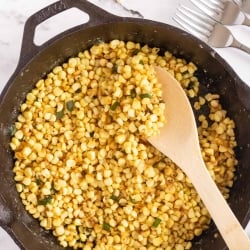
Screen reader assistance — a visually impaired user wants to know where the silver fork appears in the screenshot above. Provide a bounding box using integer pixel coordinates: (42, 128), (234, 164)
(233, 0), (241, 4)
(190, 0), (250, 25)
(173, 5), (250, 53)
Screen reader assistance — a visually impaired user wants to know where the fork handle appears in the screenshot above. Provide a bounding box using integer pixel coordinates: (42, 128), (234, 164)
(232, 37), (250, 54)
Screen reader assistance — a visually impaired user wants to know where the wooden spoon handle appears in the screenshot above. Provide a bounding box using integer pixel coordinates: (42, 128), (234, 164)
(189, 156), (250, 250)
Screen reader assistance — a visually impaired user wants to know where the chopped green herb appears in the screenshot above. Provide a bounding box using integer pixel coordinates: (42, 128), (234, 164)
(152, 217), (161, 227)
(35, 178), (42, 186)
(110, 101), (119, 111)
(10, 125), (16, 136)
(139, 93), (152, 99)
(102, 222), (111, 231)
(38, 195), (53, 205)
(112, 64), (118, 74)
(139, 60), (144, 65)
(56, 109), (64, 120)
(93, 38), (104, 45)
(90, 131), (95, 137)
(129, 196), (137, 204)
(130, 89), (136, 99)
(110, 194), (120, 202)
(66, 100), (74, 112)
(132, 48), (140, 56)
(51, 182), (57, 194)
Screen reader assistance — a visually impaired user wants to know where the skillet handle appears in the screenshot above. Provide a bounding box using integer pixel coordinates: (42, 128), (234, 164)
(18, 0), (120, 69)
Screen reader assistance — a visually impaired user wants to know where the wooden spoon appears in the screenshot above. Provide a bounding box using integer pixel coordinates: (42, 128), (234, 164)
(148, 66), (250, 250)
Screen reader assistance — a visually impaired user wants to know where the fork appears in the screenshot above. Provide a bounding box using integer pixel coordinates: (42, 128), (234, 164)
(190, 0), (250, 25)
(173, 5), (250, 53)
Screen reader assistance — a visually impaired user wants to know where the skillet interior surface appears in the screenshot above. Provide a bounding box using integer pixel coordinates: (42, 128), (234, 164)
(0, 14), (250, 250)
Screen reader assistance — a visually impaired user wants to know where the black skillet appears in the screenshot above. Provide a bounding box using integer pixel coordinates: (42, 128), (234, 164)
(0, 0), (250, 249)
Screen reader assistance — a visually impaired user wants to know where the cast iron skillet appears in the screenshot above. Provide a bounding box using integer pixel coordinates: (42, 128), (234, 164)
(0, 0), (250, 249)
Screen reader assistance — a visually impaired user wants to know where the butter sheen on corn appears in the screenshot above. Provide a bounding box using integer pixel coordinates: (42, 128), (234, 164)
(10, 40), (237, 249)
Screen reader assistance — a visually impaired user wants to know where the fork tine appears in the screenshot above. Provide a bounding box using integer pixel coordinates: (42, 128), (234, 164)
(173, 16), (208, 42)
(174, 5), (215, 42)
(190, 0), (222, 19)
(233, 0), (242, 6)
(203, 0), (223, 10)
(173, 3), (250, 52)
(204, 0), (225, 9)
(179, 5), (215, 31)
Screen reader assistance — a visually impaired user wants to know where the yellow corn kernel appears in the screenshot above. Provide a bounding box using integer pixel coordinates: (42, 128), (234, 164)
(115, 134), (126, 144)
(55, 225), (65, 236)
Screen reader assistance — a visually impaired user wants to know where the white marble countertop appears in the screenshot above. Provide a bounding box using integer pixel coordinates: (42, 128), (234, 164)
(0, 0), (250, 249)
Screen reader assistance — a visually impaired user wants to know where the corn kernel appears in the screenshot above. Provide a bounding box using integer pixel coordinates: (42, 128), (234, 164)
(55, 225), (65, 236)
